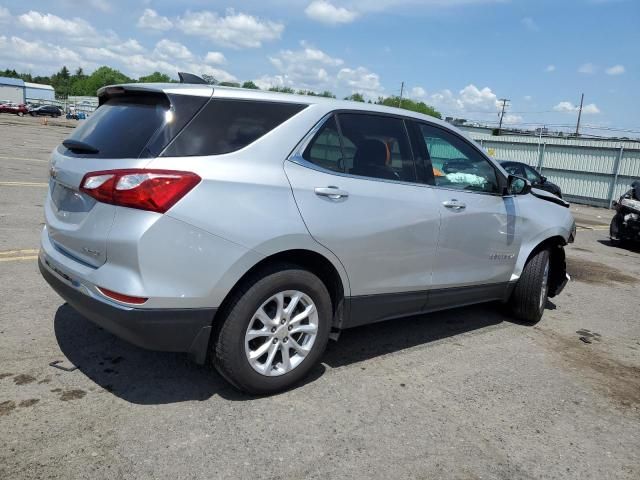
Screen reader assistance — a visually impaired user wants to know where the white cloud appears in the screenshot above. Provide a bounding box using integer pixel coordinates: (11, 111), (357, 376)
(255, 42), (383, 98)
(521, 17), (539, 31)
(154, 39), (194, 61)
(410, 86), (426, 98)
(204, 51), (227, 65)
(605, 64), (625, 75)
(524, 95), (532, 101)
(0, 35), (82, 68)
(578, 62), (597, 74)
(305, 1), (358, 25)
(553, 101), (600, 114)
(18, 11), (96, 37)
(137, 8), (172, 31)
(503, 114), (523, 125)
(426, 84), (510, 121)
(178, 9), (284, 48)
(582, 103), (601, 114)
(545, 64), (556, 72)
(264, 42), (344, 91)
(86, 0), (111, 13)
(337, 67), (383, 97)
(110, 39), (146, 55)
(0, 6), (10, 20)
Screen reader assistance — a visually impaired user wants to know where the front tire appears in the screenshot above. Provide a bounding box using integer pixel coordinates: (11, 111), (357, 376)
(509, 249), (550, 324)
(213, 265), (332, 395)
(610, 214), (625, 246)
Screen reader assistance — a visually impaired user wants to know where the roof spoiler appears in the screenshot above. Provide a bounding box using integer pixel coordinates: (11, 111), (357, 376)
(178, 72), (208, 84)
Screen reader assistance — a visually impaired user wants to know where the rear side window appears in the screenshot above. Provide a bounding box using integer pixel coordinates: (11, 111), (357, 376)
(303, 113), (416, 183)
(163, 99), (306, 157)
(63, 95), (170, 158)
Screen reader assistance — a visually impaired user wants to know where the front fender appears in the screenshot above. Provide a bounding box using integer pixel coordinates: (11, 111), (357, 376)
(512, 225), (570, 280)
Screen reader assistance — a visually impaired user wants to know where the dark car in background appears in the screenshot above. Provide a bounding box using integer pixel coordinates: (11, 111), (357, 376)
(500, 160), (563, 198)
(0, 102), (29, 116)
(29, 105), (62, 117)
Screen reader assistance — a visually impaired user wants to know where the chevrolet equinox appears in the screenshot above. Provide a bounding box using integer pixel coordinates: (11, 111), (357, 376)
(39, 76), (574, 394)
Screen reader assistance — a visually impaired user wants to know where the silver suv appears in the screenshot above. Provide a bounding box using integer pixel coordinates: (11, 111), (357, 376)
(39, 79), (574, 394)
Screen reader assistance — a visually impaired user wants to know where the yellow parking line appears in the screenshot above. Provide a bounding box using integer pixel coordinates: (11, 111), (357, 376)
(0, 155), (48, 163)
(576, 225), (609, 231)
(0, 181), (48, 187)
(0, 249), (40, 257)
(0, 255), (38, 263)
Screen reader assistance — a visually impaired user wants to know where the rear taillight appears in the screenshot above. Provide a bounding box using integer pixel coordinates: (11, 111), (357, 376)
(80, 169), (200, 213)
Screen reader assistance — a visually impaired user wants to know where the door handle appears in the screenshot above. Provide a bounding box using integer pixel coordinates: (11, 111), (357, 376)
(442, 199), (466, 210)
(314, 187), (349, 199)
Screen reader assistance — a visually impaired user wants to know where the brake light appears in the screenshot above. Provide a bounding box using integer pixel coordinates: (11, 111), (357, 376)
(97, 287), (148, 305)
(80, 169), (200, 213)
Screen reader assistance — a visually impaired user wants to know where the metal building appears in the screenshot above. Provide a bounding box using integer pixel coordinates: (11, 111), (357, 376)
(0, 76), (25, 103)
(24, 82), (55, 102)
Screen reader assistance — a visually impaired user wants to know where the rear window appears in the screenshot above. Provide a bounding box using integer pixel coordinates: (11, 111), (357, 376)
(61, 93), (207, 159)
(63, 95), (167, 158)
(162, 99), (307, 157)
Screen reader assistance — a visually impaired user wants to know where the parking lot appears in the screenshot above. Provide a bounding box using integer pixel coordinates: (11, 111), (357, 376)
(1, 115), (638, 479)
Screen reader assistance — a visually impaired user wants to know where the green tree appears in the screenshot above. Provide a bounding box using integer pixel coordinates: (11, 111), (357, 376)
(201, 74), (218, 85)
(344, 93), (365, 102)
(241, 80), (259, 89)
(268, 86), (295, 94)
(81, 66), (132, 96)
(138, 72), (172, 83)
(376, 96), (441, 119)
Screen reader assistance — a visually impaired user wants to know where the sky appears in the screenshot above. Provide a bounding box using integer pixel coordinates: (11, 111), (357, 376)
(0, 0), (638, 135)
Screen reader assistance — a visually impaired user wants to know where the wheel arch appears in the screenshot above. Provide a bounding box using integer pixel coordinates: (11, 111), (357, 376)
(519, 234), (568, 298)
(214, 248), (348, 332)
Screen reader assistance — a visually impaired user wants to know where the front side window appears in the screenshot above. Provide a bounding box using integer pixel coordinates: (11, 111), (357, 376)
(417, 123), (499, 193)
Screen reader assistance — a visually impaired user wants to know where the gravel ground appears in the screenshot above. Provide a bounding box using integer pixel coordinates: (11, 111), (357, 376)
(1, 115), (638, 479)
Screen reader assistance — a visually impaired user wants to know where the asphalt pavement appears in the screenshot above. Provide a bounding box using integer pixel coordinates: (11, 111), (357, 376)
(1, 115), (638, 479)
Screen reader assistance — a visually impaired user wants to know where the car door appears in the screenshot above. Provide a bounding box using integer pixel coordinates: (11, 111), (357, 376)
(412, 121), (521, 291)
(285, 113), (441, 325)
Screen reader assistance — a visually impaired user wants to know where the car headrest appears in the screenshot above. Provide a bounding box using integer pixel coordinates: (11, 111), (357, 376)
(353, 139), (388, 169)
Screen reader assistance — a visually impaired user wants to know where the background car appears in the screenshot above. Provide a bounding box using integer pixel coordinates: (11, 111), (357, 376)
(29, 105), (62, 117)
(500, 160), (563, 198)
(0, 102), (29, 116)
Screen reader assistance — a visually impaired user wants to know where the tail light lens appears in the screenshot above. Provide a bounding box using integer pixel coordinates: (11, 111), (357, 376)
(80, 169), (200, 213)
(97, 287), (148, 305)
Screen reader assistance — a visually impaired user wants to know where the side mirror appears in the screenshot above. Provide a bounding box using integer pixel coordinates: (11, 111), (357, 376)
(540, 176), (547, 184)
(507, 175), (532, 195)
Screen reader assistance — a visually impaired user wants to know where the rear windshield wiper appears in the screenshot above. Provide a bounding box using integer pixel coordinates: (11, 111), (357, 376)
(62, 139), (100, 154)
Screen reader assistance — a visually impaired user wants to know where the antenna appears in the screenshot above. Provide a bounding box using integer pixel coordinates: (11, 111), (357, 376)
(178, 72), (207, 84)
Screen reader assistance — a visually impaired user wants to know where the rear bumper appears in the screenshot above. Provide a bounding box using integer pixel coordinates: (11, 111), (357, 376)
(39, 257), (216, 364)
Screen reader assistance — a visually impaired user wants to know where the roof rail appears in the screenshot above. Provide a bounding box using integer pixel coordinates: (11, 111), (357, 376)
(178, 72), (208, 84)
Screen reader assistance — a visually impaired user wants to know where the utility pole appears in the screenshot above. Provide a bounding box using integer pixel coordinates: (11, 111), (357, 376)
(398, 81), (404, 108)
(497, 98), (509, 134)
(575, 93), (584, 137)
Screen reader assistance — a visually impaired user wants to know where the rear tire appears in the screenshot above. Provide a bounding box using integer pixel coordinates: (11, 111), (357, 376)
(509, 249), (550, 325)
(213, 265), (332, 395)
